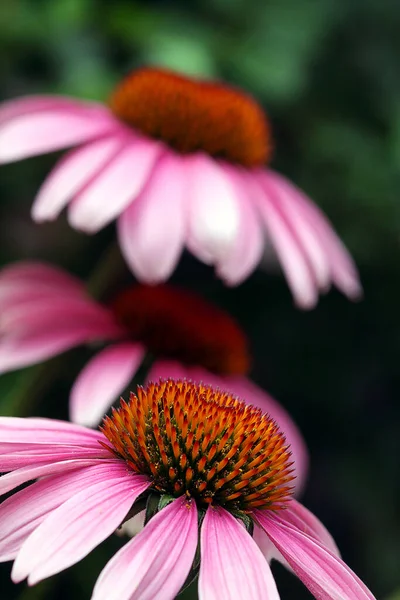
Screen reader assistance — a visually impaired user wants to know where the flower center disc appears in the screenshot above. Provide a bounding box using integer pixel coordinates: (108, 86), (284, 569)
(109, 67), (272, 167)
(111, 285), (250, 375)
(101, 380), (294, 511)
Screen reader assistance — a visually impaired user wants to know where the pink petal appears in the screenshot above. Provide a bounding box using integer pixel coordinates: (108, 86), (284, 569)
(0, 462), (125, 561)
(281, 499), (340, 557)
(187, 154), (240, 263)
(146, 359), (188, 383)
(219, 376), (308, 496)
(1, 295), (119, 334)
(216, 166), (264, 285)
(117, 151), (187, 282)
(0, 323), (119, 374)
(32, 137), (123, 222)
(256, 510), (376, 600)
(68, 137), (162, 233)
(262, 170), (331, 291)
(0, 262), (84, 299)
(0, 103), (116, 163)
(0, 96), (107, 126)
(70, 342), (145, 426)
(252, 172), (318, 309)
(199, 506), (279, 600)
(268, 172), (362, 299)
(0, 416), (104, 445)
(0, 447), (112, 473)
(0, 458), (118, 497)
(92, 496), (198, 600)
(12, 472), (150, 585)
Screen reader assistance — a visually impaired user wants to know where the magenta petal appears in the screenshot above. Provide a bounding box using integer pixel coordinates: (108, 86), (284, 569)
(0, 104), (115, 163)
(32, 137), (122, 222)
(0, 416), (103, 445)
(252, 172), (318, 309)
(265, 171), (362, 299)
(0, 457), (118, 497)
(12, 470), (150, 584)
(68, 137), (162, 233)
(256, 510), (376, 600)
(70, 343), (145, 426)
(117, 151), (186, 282)
(92, 496), (198, 600)
(281, 499), (340, 557)
(0, 462), (125, 561)
(199, 506), (279, 600)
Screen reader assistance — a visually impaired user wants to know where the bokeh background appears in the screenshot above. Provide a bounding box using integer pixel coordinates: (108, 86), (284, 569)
(0, 0), (399, 598)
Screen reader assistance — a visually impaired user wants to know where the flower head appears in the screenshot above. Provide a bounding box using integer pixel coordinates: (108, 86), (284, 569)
(0, 261), (308, 490)
(0, 380), (375, 600)
(0, 67), (361, 307)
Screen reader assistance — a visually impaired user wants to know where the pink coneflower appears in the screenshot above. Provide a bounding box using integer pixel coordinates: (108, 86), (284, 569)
(0, 261), (308, 491)
(0, 67), (361, 308)
(0, 380), (375, 599)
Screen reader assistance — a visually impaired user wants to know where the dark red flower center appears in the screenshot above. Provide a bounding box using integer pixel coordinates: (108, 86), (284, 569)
(109, 67), (272, 167)
(101, 380), (294, 511)
(110, 284), (250, 376)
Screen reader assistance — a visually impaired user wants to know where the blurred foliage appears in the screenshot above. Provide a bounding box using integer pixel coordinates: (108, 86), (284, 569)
(0, 0), (399, 599)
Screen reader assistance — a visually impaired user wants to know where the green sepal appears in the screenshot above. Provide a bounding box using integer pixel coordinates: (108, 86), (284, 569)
(144, 492), (176, 525)
(231, 510), (254, 536)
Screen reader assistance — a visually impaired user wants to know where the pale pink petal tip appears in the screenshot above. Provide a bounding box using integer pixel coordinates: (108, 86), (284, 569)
(117, 151), (186, 283)
(92, 496), (198, 600)
(256, 169), (362, 306)
(0, 97), (115, 164)
(70, 342), (145, 427)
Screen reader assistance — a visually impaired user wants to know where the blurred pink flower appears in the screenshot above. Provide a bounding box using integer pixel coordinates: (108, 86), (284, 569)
(0, 380), (375, 600)
(0, 261), (308, 491)
(0, 68), (361, 308)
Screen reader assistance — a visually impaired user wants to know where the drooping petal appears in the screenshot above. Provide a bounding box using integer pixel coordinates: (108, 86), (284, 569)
(0, 102), (115, 163)
(92, 496), (198, 600)
(281, 499), (340, 557)
(199, 506), (279, 600)
(267, 172), (362, 299)
(251, 172), (318, 309)
(0, 323), (119, 374)
(216, 166), (264, 285)
(256, 510), (376, 600)
(187, 154), (240, 264)
(261, 171), (331, 291)
(117, 151), (187, 282)
(68, 137), (162, 233)
(32, 137), (123, 222)
(12, 471), (150, 585)
(0, 262), (85, 303)
(70, 343), (145, 426)
(0, 462), (126, 561)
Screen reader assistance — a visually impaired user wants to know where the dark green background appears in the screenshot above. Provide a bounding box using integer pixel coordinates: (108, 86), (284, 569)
(0, 0), (399, 598)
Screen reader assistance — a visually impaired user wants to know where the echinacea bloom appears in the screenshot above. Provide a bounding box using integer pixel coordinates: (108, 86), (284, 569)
(0, 67), (361, 308)
(0, 261), (307, 491)
(0, 380), (375, 599)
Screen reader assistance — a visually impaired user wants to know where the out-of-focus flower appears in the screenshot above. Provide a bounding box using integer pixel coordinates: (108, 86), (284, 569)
(0, 261), (307, 491)
(0, 68), (361, 308)
(0, 380), (375, 600)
